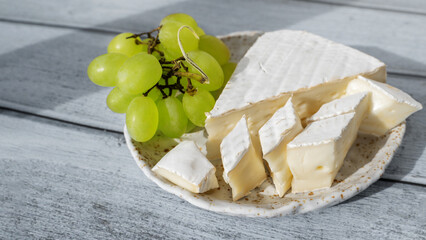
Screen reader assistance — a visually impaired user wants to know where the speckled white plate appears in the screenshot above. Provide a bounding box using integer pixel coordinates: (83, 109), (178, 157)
(124, 31), (406, 217)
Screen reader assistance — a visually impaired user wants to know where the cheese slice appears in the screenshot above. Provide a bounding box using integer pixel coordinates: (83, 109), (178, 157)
(346, 76), (423, 136)
(258, 97), (303, 197)
(206, 30), (386, 160)
(287, 112), (364, 193)
(220, 115), (267, 201)
(305, 92), (370, 124)
(152, 141), (219, 193)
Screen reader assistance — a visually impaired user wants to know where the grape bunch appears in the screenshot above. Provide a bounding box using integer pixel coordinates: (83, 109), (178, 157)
(87, 13), (237, 142)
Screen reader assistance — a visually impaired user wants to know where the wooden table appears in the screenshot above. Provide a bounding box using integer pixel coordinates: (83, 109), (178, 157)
(1, 1), (425, 239)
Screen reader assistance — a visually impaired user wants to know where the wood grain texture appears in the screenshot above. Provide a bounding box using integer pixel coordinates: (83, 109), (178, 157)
(0, 110), (425, 239)
(306, 0), (426, 14)
(0, 0), (426, 76)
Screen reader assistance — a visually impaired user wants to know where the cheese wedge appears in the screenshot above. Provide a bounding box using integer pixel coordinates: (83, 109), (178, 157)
(220, 116), (267, 201)
(346, 76), (422, 136)
(258, 97), (303, 197)
(287, 112), (365, 193)
(152, 141), (219, 193)
(206, 30), (386, 160)
(305, 92), (370, 124)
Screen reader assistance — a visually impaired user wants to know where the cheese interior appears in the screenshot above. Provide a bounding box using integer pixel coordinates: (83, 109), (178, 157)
(206, 95), (289, 160)
(259, 98), (303, 197)
(346, 76), (422, 136)
(153, 167), (217, 193)
(287, 111), (364, 193)
(226, 142), (267, 201)
(220, 116), (267, 201)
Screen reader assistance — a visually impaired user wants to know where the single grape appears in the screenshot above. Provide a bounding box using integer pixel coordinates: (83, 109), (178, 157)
(126, 96), (158, 142)
(106, 87), (137, 113)
(182, 88), (215, 126)
(157, 97), (188, 138)
(87, 53), (128, 87)
(107, 33), (145, 57)
(159, 22), (199, 59)
(118, 53), (162, 95)
(160, 13), (198, 29)
(139, 38), (151, 52)
(194, 26), (205, 37)
(147, 87), (161, 101)
(211, 62), (237, 99)
(151, 43), (165, 60)
(198, 35), (230, 65)
(186, 50), (224, 91)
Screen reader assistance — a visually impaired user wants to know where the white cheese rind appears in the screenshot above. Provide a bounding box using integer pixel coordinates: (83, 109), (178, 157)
(210, 30), (386, 118)
(206, 30), (386, 160)
(220, 116), (267, 201)
(306, 92), (370, 124)
(346, 76), (423, 136)
(287, 112), (364, 193)
(152, 141), (219, 193)
(259, 98), (303, 197)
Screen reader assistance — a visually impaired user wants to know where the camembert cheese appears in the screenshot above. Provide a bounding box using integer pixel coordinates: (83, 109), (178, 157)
(287, 112), (365, 193)
(220, 115), (267, 201)
(258, 97), (303, 197)
(152, 141), (219, 193)
(305, 92), (370, 124)
(346, 76), (422, 136)
(206, 30), (386, 160)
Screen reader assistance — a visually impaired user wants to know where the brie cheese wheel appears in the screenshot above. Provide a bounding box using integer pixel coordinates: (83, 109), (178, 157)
(206, 30), (386, 160)
(258, 97), (303, 197)
(305, 92), (370, 124)
(152, 141), (219, 193)
(220, 115), (267, 201)
(346, 76), (423, 136)
(287, 112), (365, 193)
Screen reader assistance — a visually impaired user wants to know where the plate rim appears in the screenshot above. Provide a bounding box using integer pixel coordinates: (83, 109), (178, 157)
(124, 123), (405, 217)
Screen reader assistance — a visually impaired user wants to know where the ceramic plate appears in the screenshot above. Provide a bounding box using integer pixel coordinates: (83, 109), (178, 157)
(124, 31), (406, 217)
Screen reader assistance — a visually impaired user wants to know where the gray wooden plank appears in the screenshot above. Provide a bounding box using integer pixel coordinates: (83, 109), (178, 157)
(1, 0), (426, 76)
(0, 21), (425, 185)
(306, 0), (426, 14)
(0, 109), (425, 239)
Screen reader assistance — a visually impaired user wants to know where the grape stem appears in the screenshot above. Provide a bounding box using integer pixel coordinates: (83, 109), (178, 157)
(138, 26), (205, 98)
(127, 26), (162, 39)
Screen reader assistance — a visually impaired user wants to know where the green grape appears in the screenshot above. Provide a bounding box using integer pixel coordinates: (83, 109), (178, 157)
(176, 93), (184, 101)
(211, 62), (237, 99)
(198, 35), (230, 65)
(194, 26), (205, 37)
(140, 38), (151, 52)
(118, 53), (162, 95)
(87, 53), (128, 87)
(106, 87), (137, 113)
(147, 87), (161, 101)
(107, 33), (145, 57)
(155, 43), (175, 61)
(157, 97), (188, 138)
(186, 120), (197, 133)
(182, 88), (215, 126)
(159, 22), (199, 59)
(126, 96), (158, 142)
(186, 50), (224, 91)
(160, 13), (198, 29)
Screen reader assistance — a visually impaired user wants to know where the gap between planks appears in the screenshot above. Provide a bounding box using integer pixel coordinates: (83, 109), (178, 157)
(0, 17), (425, 79)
